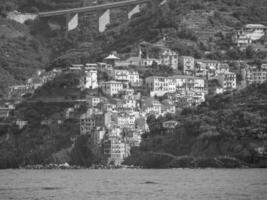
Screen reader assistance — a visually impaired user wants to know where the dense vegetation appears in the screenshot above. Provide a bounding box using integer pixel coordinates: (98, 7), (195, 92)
(0, 73), (91, 169)
(0, 16), (50, 97)
(124, 82), (267, 168)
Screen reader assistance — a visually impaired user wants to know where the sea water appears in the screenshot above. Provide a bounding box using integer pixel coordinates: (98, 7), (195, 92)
(0, 169), (266, 200)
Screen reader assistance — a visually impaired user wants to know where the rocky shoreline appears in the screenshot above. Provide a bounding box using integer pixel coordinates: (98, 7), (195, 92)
(123, 152), (267, 169)
(18, 163), (141, 170)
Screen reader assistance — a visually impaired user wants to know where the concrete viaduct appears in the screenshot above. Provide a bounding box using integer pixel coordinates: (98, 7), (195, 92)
(38, 0), (163, 32)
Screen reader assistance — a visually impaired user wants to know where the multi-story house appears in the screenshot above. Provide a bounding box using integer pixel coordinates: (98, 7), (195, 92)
(179, 56), (195, 75)
(141, 98), (162, 116)
(233, 24), (267, 50)
(80, 66), (98, 90)
(80, 112), (95, 135)
(145, 76), (176, 97)
(103, 136), (130, 165)
(80, 111), (112, 135)
(159, 49), (179, 70)
(141, 57), (161, 67)
(111, 69), (140, 86)
(195, 60), (229, 79)
(128, 70), (140, 86)
(116, 97), (137, 110)
(86, 96), (101, 107)
(111, 69), (129, 82)
(233, 32), (252, 50)
(243, 69), (267, 85)
(166, 90), (205, 108)
(101, 81), (124, 96)
(112, 112), (136, 128)
(170, 75), (206, 92)
(217, 72), (237, 92)
(242, 24), (266, 41)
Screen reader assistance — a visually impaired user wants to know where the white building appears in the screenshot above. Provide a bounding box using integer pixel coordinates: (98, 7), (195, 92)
(234, 24), (267, 50)
(195, 60), (229, 79)
(104, 137), (130, 165)
(111, 69), (140, 85)
(243, 24), (267, 41)
(86, 96), (101, 107)
(242, 69), (267, 85)
(80, 112), (95, 135)
(80, 66), (98, 90)
(128, 70), (140, 85)
(179, 56), (195, 75)
(141, 58), (161, 67)
(111, 69), (129, 82)
(159, 49), (179, 70)
(145, 76), (176, 97)
(141, 98), (162, 116)
(170, 75), (206, 92)
(113, 113), (136, 128)
(217, 72), (237, 92)
(101, 81), (124, 96)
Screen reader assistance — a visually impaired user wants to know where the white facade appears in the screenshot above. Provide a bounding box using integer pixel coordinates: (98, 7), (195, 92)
(102, 81), (124, 96)
(234, 24), (267, 50)
(113, 113), (136, 128)
(141, 98), (162, 116)
(179, 56), (195, 75)
(87, 96), (101, 107)
(243, 24), (267, 41)
(170, 75), (205, 92)
(145, 76), (176, 97)
(112, 69), (129, 82)
(111, 69), (140, 84)
(80, 112), (95, 135)
(217, 72), (237, 91)
(244, 69), (267, 85)
(141, 58), (161, 67)
(104, 137), (130, 165)
(80, 67), (98, 90)
(159, 49), (179, 70)
(128, 71), (140, 85)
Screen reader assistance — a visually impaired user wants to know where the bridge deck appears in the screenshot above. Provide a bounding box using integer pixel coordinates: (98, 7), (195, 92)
(39, 0), (150, 17)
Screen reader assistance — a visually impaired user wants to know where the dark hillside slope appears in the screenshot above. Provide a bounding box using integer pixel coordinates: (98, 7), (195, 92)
(0, 17), (49, 97)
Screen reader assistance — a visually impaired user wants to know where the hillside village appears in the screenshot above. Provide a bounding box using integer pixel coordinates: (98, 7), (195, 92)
(0, 0), (267, 168)
(1, 23), (267, 166)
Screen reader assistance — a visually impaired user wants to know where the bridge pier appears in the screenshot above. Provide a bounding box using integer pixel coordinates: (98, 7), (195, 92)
(128, 4), (140, 19)
(66, 13), (79, 31)
(98, 9), (110, 32)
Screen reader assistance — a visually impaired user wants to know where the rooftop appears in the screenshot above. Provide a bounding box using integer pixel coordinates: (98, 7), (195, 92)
(170, 75), (204, 80)
(245, 24), (267, 29)
(105, 54), (120, 60)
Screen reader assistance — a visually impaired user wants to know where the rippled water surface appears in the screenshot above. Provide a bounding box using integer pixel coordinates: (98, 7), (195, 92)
(0, 169), (267, 200)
